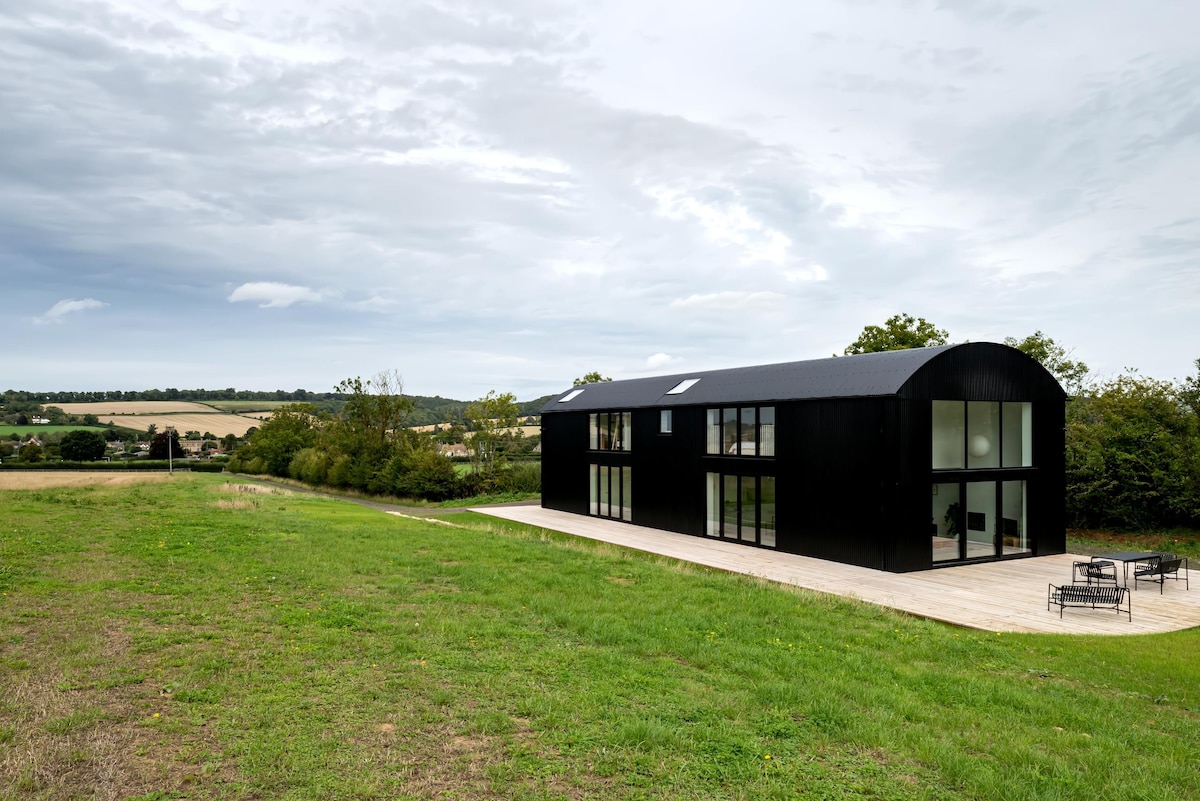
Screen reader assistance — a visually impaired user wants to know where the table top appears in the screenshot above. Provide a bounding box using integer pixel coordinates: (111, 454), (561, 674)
(1095, 551), (1162, 563)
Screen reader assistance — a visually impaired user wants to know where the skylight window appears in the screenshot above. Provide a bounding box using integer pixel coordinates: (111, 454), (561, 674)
(666, 378), (700, 395)
(558, 389), (585, 403)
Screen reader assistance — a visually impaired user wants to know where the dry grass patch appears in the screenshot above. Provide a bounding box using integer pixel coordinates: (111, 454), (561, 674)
(0, 472), (174, 490)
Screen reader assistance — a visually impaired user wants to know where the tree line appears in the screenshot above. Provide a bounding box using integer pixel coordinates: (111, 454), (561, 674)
(846, 314), (1200, 531)
(227, 372), (540, 501)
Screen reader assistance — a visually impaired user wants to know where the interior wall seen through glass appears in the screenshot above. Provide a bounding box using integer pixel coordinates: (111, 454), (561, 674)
(723, 475), (737, 536)
(965, 481), (996, 558)
(621, 467), (632, 522)
(706, 473), (720, 536)
(660, 409), (672, 434)
(1001, 480), (1029, 554)
(1001, 402), (1032, 467)
(590, 464), (598, 516)
(706, 409), (721, 455)
(932, 401), (965, 469)
(598, 465), (610, 516)
(740, 476), (757, 541)
(966, 402), (1001, 469)
(759, 407), (776, 457)
(931, 483), (961, 562)
(760, 477), (776, 547)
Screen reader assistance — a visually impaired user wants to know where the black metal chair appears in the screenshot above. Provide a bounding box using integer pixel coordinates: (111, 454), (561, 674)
(1074, 560), (1117, 587)
(1133, 557), (1189, 594)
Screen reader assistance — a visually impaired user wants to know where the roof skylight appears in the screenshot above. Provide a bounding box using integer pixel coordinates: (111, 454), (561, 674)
(558, 389), (585, 403)
(666, 378), (700, 395)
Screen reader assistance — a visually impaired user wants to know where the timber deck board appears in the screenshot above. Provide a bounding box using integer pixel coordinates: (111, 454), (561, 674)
(472, 506), (1200, 635)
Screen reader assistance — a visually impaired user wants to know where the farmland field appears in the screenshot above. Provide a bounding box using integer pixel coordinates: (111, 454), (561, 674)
(54, 401), (218, 415)
(2, 473), (1198, 800)
(79, 413), (263, 437)
(0, 471), (171, 490)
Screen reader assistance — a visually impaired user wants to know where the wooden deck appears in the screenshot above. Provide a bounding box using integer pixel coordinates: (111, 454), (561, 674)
(473, 506), (1200, 635)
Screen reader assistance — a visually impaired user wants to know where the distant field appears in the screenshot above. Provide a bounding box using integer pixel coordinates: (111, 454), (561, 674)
(55, 401), (217, 415)
(0, 425), (111, 437)
(81, 413), (262, 437)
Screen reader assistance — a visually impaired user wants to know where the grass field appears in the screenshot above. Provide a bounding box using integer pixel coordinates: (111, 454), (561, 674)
(0, 425), (111, 437)
(1, 473), (1198, 800)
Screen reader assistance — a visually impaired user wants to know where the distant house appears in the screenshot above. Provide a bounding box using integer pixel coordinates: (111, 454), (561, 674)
(31, 416), (50, 425)
(438, 443), (470, 458)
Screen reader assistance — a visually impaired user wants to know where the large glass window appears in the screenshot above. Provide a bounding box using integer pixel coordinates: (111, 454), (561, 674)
(1001, 403), (1032, 468)
(590, 464), (631, 521)
(965, 481), (995, 558)
(706, 406), (776, 457)
(705, 472), (776, 548)
(589, 412), (632, 451)
(933, 401), (1032, 470)
(932, 401), (965, 469)
(931, 482), (961, 562)
(1001, 480), (1029, 554)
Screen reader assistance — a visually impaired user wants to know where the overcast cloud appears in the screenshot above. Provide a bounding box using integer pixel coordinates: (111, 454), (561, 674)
(2, 0), (1197, 399)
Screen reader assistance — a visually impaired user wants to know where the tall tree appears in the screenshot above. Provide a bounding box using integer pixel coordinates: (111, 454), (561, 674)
(148, 429), (184, 460)
(465, 390), (519, 473)
(236, 404), (319, 476)
(1179, 358), (1200, 417)
(844, 314), (949, 355)
(60, 430), (107, 461)
(1004, 331), (1090, 395)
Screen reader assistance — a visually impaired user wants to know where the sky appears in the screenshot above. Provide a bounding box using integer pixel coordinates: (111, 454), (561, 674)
(2, 0), (1198, 401)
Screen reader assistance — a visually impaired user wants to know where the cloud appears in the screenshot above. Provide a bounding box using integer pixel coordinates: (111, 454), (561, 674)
(645, 352), (679, 370)
(228, 282), (325, 309)
(35, 298), (108, 325)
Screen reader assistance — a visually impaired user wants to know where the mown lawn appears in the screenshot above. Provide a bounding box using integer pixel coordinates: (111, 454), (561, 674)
(1, 474), (1197, 800)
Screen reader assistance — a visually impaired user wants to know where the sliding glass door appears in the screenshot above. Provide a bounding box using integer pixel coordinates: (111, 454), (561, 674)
(931, 479), (1030, 562)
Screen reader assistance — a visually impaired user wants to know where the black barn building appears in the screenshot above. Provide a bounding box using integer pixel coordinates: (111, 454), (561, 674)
(540, 342), (1066, 572)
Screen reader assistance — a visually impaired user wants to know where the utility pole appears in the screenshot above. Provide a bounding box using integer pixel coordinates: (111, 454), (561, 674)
(167, 426), (174, 474)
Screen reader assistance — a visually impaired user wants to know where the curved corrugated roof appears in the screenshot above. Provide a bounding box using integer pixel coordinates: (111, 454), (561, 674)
(542, 345), (958, 412)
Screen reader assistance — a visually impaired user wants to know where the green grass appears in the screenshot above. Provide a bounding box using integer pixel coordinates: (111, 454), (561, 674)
(1, 475), (1198, 800)
(0, 425), (111, 437)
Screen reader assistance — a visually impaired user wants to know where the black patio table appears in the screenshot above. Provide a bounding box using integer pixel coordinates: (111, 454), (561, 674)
(1094, 551), (1164, 587)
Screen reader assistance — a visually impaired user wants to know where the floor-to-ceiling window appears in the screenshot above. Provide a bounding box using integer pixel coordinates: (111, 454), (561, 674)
(588, 410), (632, 521)
(706, 472), (776, 548)
(931, 401), (1034, 563)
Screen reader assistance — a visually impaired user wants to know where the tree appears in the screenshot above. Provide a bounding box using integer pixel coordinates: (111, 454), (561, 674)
(1179, 358), (1200, 417)
(18, 442), (43, 463)
(233, 404), (318, 476)
(573, 371), (612, 387)
(465, 390), (519, 473)
(1066, 373), (1200, 530)
(221, 433), (239, 453)
(60, 430), (107, 461)
(1004, 331), (1089, 395)
(146, 423), (158, 437)
(844, 314), (949, 355)
(148, 429), (184, 460)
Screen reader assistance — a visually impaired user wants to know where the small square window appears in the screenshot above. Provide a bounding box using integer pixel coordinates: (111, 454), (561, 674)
(660, 409), (672, 434)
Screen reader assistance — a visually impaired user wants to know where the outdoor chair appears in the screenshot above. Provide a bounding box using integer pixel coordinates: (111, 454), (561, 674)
(1073, 560), (1117, 587)
(1133, 556), (1189, 594)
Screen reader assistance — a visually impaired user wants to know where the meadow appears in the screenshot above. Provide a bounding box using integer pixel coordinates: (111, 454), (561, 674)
(1, 473), (1197, 800)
